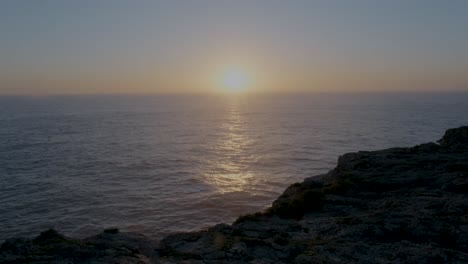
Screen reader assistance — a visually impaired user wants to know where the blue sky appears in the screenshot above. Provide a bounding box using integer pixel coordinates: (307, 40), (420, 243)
(1, 0), (467, 94)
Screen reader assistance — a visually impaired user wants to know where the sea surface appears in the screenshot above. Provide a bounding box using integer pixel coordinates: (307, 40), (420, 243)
(1, 93), (468, 241)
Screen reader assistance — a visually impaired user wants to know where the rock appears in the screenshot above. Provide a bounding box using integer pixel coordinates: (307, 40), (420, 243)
(0, 229), (157, 263)
(2, 126), (468, 263)
(158, 127), (468, 263)
(438, 126), (468, 148)
(0, 238), (32, 255)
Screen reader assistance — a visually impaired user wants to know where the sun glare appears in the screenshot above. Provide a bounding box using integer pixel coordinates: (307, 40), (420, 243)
(221, 68), (250, 92)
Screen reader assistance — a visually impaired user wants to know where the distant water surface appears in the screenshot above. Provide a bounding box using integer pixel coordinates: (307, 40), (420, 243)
(1, 93), (468, 241)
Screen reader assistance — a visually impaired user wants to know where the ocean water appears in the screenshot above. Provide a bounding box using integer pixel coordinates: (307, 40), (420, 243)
(1, 93), (468, 241)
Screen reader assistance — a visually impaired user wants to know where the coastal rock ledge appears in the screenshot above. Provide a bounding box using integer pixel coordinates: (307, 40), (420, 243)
(2, 127), (468, 263)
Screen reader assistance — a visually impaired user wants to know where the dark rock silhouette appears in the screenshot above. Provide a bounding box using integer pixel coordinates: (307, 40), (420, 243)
(0, 228), (156, 263)
(2, 126), (468, 263)
(438, 126), (468, 148)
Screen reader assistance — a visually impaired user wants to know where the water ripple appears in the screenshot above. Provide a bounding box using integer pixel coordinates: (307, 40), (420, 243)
(1, 94), (468, 241)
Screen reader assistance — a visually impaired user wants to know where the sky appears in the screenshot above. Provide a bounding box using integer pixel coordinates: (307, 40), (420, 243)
(1, 0), (468, 95)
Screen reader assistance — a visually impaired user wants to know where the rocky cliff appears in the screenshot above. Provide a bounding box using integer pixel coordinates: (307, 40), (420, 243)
(2, 126), (468, 263)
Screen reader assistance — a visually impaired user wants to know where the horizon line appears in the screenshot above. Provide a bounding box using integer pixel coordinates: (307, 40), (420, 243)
(1, 90), (468, 97)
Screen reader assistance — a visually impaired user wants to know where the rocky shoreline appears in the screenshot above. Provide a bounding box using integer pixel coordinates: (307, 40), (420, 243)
(2, 126), (468, 263)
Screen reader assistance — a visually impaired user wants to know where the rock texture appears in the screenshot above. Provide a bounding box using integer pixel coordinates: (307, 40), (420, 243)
(0, 228), (157, 263)
(2, 126), (468, 263)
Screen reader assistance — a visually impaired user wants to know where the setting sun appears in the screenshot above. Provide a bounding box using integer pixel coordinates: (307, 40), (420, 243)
(220, 68), (250, 92)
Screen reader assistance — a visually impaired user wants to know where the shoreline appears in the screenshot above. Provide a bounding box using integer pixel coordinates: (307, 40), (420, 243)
(2, 126), (468, 263)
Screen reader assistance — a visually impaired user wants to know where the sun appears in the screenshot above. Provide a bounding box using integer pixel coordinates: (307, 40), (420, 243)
(220, 68), (250, 92)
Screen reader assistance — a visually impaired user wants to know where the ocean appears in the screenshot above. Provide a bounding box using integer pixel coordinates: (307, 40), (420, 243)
(1, 93), (467, 241)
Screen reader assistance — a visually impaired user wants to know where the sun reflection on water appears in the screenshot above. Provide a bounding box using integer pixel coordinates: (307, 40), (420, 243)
(203, 98), (257, 193)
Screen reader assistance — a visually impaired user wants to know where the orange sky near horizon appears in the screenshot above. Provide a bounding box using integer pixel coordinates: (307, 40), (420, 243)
(1, 1), (467, 95)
